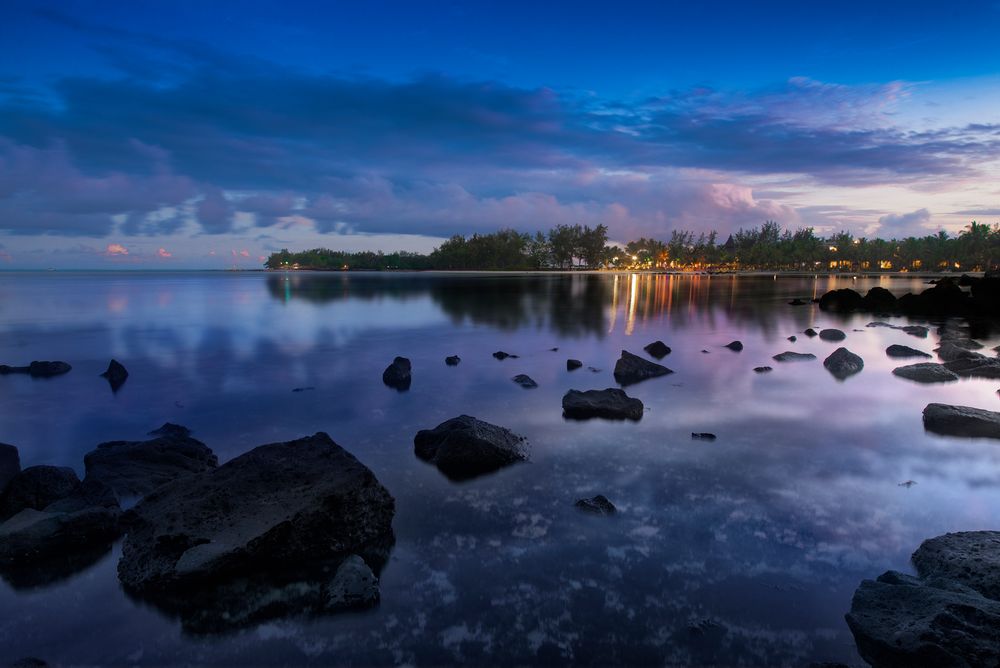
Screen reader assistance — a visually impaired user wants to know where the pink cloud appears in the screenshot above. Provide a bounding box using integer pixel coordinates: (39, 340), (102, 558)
(157, 248), (172, 258)
(105, 243), (129, 255)
(239, 249), (250, 257)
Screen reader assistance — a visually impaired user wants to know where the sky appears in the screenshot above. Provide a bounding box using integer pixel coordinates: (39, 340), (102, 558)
(1, 0), (999, 268)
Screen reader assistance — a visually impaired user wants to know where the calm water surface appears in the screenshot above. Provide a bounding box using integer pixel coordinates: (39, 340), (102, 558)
(1, 271), (999, 666)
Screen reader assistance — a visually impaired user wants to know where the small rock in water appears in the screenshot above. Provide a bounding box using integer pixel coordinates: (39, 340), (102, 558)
(885, 344), (931, 359)
(292, 386), (315, 392)
(753, 366), (773, 373)
(445, 355), (461, 366)
(0, 361), (72, 378)
(325, 554), (380, 610)
(898, 480), (917, 488)
(788, 298), (807, 306)
(643, 340), (671, 359)
(804, 328), (818, 337)
(574, 495), (616, 515)
(414, 415), (527, 480)
(892, 363), (959, 384)
(772, 351), (816, 362)
(566, 359), (583, 371)
(701, 349), (709, 354)
(549, 347), (558, 352)
(587, 366), (600, 373)
(818, 328), (846, 342)
(613, 350), (672, 386)
(512, 374), (538, 389)
(492, 351), (518, 360)
(724, 340), (743, 352)
(100, 359), (128, 392)
(823, 347), (864, 380)
(562, 388), (643, 421)
(382, 356), (411, 391)
(787, 335), (797, 342)
(923, 403), (1000, 439)
(691, 432), (717, 441)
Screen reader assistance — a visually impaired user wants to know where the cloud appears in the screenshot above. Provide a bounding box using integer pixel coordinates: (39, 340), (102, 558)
(157, 247), (171, 257)
(874, 208), (934, 238)
(105, 243), (128, 255)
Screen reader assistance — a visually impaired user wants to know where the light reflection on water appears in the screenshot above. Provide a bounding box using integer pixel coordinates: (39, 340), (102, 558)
(0, 271), (999, 666)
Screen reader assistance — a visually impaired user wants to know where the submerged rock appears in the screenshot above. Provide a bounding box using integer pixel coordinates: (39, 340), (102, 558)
(823, 347), (864, 380)
(643, 341), (671, 359)
(691, 432), (717, 441)
(562, 388), (643, 421)
(892, 363), (959, 384)
(101, 359), (128, 392)
(772, 351), (816, 362)
(886, 344), (931, 359)
(566, 359), (583, 371)
(445, 355), (461, 366)
(574, 495), (617, 515)
(613, 350), (672, 386)
(724, 340), (743, 352)
(0, 361), (72, 378)
(512, 374), (538, 389)
(381, 356), (411, 391)
(753, 366), (773, 373)
(0, 443), (19, 494)
(923, 403), (1000, 439)
(83, 423), (217, 499)
(818, 328), (846, 342)
(414, 415), (527, 481)
(492, 351), (518, 360)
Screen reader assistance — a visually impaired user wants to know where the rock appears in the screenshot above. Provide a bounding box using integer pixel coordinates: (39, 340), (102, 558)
(445, 355), (461, 366)
(804, 328), (818, 337)
(0, 443), (20, 494)
(381, 356), (411, 391)
(291, 386), (315, 392)
(0, 361), (72, 378)
(818, 288), (864, 313)
(772, 351), (816, 362)
(492, 351), (518, 360)
(562, 388), (644, 421)
(100, 359), (128, 392)
(944, 357), (1000, 379)
(923, 403), (1000, 439)
(414, 415), (527, 481)
(862, 286), (897, 312)
(787, 335), (797, 342)
(691, 433), (716, 441)
(867, 321), (895, 328)
(897, 278), (971, 317)
(0, 466), (80, 521)
(613, 350), (672, 386)
(818, 328), (846, 342)
(886, 344), (931, 358)
(118, 432), (395, 598)
(567, 359), (583, 371)
(753, 366), (773, 373)
(724, 340), (743, 352)
(83, 423), (218, 499)
(643, 341), (671, 359)
(823, 347), (864, 380)
(846, 532), (1000, 667)
(325, 553), (380, 609)
(549, 347), (559, 352)
(512, 374), (538, 388)
(936, 342), (987, 362)
(892, 363), (960, 384)
(901, 325), (930, 338)
(788, 298), (807, 306)
(574, 495), (616, 515)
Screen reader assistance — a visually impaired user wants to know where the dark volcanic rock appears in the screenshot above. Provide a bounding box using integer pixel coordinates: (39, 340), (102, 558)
(862, 286), (897, 312)
(0, 466), (80, 521)
(886, 344), (931, 359)
(445, 355), (461, 366)
(772, 351), (816, 362)
(923, 403), (1000, 439)
(562, 388), (643, 421)
(818, 328), (846, 342)
(83, 423), (217, 498)
(381, 356), (411, 391)
(804, 328), (818, 337)
(936, 342), (988, 362)
(566, 359), (583, 371)
(414, 415), (527, 481)
(0, 361), (72, 378)
(823, 347), (864, 380)
(492, 351), (518, 360)
(944, 357), (1000, 379)
(913, 532), (1000, 600)
(118, 432), (396, 596)
(892, 363), (959, 384)
(574, 495), (616, 515)
(0, 443), (19, 494)
(818, 288), (863, 313)
(787, 335), (797, 342)
(753, 366), (773, 373)
(901, 325), (930, 338)
(724, 340), (743, 352)
(691, 432), (717, 441)
(613, 350), (672, 386)
(643, 341), (671, 359)
(512, 374), (538, 389)
(101, 359), (128, 392)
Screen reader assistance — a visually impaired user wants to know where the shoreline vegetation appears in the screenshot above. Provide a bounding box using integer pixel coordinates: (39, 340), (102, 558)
(265, 220), (1000, 273)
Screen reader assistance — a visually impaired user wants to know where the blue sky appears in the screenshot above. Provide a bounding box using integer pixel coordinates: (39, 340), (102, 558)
(1, 0), (999, 268)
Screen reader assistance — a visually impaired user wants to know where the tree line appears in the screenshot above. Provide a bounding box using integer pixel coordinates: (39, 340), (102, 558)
(264, 221), (1000, 272)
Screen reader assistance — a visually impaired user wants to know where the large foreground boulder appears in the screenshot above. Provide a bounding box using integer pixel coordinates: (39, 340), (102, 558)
(892, 363), (959, 384)
(923, 403), (1000, 439)
(823, 347), (863, 380)
(414, 415), (527, 481)
(118, 432), (396, 598)
(613, 350), (672, 386)
(562, 388), (644, 421)
(846, 532), (1000, 667)
(83, 423), (217, 499)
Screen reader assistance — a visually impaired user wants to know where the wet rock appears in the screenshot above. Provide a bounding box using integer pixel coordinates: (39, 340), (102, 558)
(753, 366), (773, 373)
(724, 340), (743, 352)
(83, 423), (218, 499)
(862, 286), (897, 312)
(923, 403), (1000, 439)
(867, 321), (895, 328)
(118, 432), (395, 599)
(818, 288), (863, 313)
(901, 325), (930, 338)
(414, 415), (527, 481)
(823, 347), (864, 380)
(562, 388), (644, 421)
(0, 443), (19, 494)
(898, 278), (971, 317)
(886, 344), (931, 358)
(643, 341), (671, 359)
(787, 335), (797, 342)
(943, 357), (1000, 379)
(935, 342), (987, 362)
(772, 351), (816, 362)
(788, 298), (808, 306)
(691, 432), (717, 441)
(804, 328), (818, 337)
(445, 355), (461, 366)
(566, 359), (583, 371)
(892, 363), (959, 384)
(937, 338), (984, 352)
(512, 374), (538, 388)
(492, 351), (518, 360)
(101, 359), (128, 392)
(818, 328), (846, 342)
(381, 356), (411, 391)
(0, 466), (80, 521)
(613, 350), (672, 386)
(574, 495), (616, 515)
(0, 361), (72, 378)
